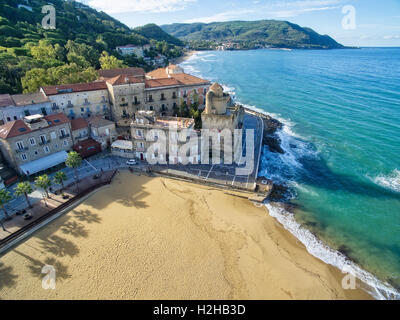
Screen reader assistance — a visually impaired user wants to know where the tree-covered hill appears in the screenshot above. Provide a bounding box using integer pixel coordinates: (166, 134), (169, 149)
(0, 0), (183, 94)
(134, 23), (183, 47)
(161, 20), (344, 50)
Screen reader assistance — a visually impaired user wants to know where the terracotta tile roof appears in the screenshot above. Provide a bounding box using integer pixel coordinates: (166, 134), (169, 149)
(70, 118), (88, 131)
(145, 78), (181, 89)
(41, 82), (107, 96)
(146, 68), (210, 86)
(87, 115), (115, 128)
(173, 73), (210, 86)
(0, 94), (14, 108)
(146, 68), (168, 79)
(106, 75), (145, 86)
(45, 113), (70, 127)
(0, 113), (69, 139)
(11, 92), (50, 106)
(0, 121), (28, 139)
(98, 67), (145, 80)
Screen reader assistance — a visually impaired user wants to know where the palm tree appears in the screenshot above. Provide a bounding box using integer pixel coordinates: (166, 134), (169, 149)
(35, 174), (52, 199)
(65, 151), (82, 187)
(54, 171), (67, 194)
(0, 189), (12, 220)
(15, 181), (34, 208)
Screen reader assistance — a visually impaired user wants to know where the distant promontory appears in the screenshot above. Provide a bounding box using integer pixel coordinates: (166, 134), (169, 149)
(161, 20), (345, 50)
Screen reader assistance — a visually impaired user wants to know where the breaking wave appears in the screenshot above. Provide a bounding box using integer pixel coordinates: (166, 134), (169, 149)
(266, 203), (400, 300)
(370, 169), (400, 193)
(250, 104), (399, 300)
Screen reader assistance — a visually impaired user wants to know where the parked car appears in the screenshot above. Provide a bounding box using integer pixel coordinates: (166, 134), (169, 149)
(126, 159), (138, 166)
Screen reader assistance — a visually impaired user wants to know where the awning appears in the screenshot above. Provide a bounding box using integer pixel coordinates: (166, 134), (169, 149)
(111, 140), (133, 150)
(19, 151), (68, 176)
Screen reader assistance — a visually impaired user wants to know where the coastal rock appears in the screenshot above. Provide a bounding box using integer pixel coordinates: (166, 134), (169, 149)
(261, 115), (285, 154)
(268, 184), (289, 201)
(263, 135), (284, 154)
(262, 115), (283, 135)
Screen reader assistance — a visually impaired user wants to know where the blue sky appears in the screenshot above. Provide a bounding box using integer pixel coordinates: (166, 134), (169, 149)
(81, 0), (400, 46)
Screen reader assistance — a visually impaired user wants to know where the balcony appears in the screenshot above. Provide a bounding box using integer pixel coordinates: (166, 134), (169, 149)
(148, 98), (154, 102)
(133, 101), (140, 105)
(59, 133), (70, 139)
(120, 103), (128, 107)
(133, 135), (145, 140)
(183, 94), (187, 98)
(15, 147), (28, 153)
(66, 103), (74, 108)
(172, 95), (177, 99)
(39, 140), (50, 146)
(51, 105), (60, 111)
(135, 146), (145, 152)
(83, 100), (91, 105)
(160, 96), (166, 101)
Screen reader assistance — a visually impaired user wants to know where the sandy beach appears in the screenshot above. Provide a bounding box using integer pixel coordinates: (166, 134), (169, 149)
(172, 50), (198, 65)
(0, 172), (372, 299)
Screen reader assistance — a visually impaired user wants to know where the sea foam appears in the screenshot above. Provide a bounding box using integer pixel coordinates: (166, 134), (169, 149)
(243, 102), (400, 300)
(265, 202), (400, 300)
(371, 169), (400, 193)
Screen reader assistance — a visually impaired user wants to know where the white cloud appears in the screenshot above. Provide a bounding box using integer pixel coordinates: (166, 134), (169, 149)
(268, 5), (341, 18)
(383, 35), (400, 40)
(186, 4), (341, 23)
(185, 9), (256, 23)
(88, 0), (196, 14)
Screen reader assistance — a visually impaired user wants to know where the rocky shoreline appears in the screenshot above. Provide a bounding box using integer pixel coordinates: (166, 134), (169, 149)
(261, 114), (284, 154)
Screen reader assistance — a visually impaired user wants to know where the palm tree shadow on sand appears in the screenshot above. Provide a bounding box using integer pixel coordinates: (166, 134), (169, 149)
(0, 262), (18, 291)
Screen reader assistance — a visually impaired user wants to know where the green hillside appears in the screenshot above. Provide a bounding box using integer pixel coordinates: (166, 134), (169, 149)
(134, 23), (183, 47)
(161, 20), (344, 49)
(0, 0), (183, 94)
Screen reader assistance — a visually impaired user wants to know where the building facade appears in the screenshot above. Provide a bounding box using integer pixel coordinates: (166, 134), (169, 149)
(106, 75), (146, 123)
(146, 65), (210, 111)
(87, 116), (117, 150)
(70, 118), (89, 143)
(0, 113), (73, 176)
(40, 82), (111, 120)
(130, 111), (197, 163)
(116, 45), (144, 57)
(0, 92), (52, 124)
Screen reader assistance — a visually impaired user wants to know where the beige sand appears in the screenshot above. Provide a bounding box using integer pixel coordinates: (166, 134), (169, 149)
(172, 50), (198, 65)
(0, 172), (372, 299)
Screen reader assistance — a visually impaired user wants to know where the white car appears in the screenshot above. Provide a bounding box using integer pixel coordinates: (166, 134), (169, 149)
(126, 159), (138, 166)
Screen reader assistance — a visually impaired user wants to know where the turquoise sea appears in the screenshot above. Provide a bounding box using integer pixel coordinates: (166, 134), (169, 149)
(180, 48), (400, 299)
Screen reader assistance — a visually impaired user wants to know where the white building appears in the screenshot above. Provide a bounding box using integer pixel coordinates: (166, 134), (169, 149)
(116, 45), (144, 58)
(40, 82), (111, 120)
(0, 92), (52, 124)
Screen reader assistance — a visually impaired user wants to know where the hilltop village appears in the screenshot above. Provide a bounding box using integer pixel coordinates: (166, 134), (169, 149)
(0, 65), (250, 185)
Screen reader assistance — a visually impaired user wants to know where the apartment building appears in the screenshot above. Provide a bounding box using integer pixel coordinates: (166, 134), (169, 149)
(130, 110), (197, 163)
(40, 82), (110, 120)
(146, 65), (211, 109)
(0, 113), (73, 176)
(0, 92), (52, 124)
(105, 75), (146, 123)
(116, 45), (144, 57)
